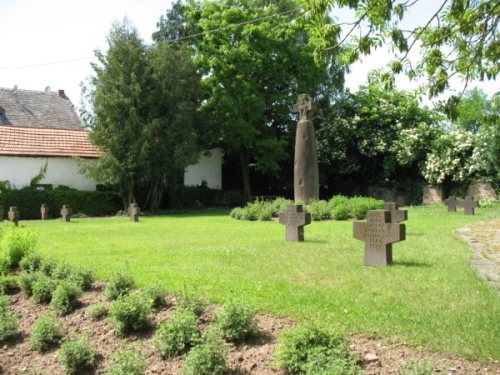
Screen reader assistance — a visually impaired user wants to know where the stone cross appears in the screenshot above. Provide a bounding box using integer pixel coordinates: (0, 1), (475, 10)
(0, 206), (4, 221)
(458, 196), (478, 215)
(353, 210), (406, 266)
(8, 206), (19, 226)
(279, 204), (311, 242)
(128, 203), (141, 222)
(40, 204), (49, 220)
(384, 202), (408, 223)
(444, 196), (459, 212)
(292, 94), (319, 204)
(60, 204), (72, 222)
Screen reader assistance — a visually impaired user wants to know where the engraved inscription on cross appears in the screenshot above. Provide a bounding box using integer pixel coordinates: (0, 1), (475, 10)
(60, 204), (72, 222)
(444, 196), (459, 212)
(279, 204), (311, 242)
(458, 196), (478, 215)
(384, 202), (408, 223)
(8, 206), (19, 226)
(128, 203), (141, 222)
(293, 94), (316, 121)
(40, 204), (49, 220)
(353, 210), (406, 266)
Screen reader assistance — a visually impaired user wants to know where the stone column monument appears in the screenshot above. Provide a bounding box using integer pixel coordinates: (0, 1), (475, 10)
(293, 94), (319, 204)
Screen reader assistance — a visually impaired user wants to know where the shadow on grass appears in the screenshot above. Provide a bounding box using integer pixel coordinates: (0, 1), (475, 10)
(392, 260), (430, 268)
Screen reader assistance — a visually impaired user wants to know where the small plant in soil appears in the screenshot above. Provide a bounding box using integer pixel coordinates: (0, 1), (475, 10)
(274, 324), (362, 375)
(51, 281), (83, 316)
(0, 294), (18, 342)
(52, 261), (74, 280)
(30, 313), (63, 352)
(109, 292), (152, 336)
(400, 360), (440, 375)
(39, 257), (58, 277)
(68, 266), (94, 291)
(31, 274), (58, 304)
(105, 267), (135, 301)
(144, 281), (167, 308)
(212, 300), (258, 342)
(175, 287), (206, 317)
(182, 334), (227, 375)
(155, 308), (200, 358)
(0, 274), (19, 294)
(18, 271), (40, 296)
(59, 333), (97, 375)
(104, 343), (147, 375)
(88, 302), (110, 321)
(19, 252), (43, 273)
(0, 224), (37, 268)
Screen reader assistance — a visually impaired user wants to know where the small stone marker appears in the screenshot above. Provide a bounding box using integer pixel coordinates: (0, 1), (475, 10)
(458, 196), (479, 215)
(128, 203), (140, 222)
(60, 204), (72, 222)
(279, 204), (311, 242)
(444, 196), (459, 212)
(384, 202), (408, 223)
(8, 206), (19, 226)
(40, 204), (49, 220)
(0, 206), (4, 221)
(353, 210), (406, 266)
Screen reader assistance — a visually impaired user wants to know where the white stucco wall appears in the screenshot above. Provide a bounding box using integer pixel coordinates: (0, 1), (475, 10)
(0, 156), (97, 190)
(184, 148), (222, 189)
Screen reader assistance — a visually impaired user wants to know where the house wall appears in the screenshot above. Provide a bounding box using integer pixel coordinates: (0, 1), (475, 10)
(0, 156), (97, 190)
(184, 148), (222, 189)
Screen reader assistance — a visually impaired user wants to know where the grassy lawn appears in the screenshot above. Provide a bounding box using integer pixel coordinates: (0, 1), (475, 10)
(23, 205), (499, 361)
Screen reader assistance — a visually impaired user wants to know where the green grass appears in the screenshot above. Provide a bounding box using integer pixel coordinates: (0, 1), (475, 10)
(23, 205), (500, 360)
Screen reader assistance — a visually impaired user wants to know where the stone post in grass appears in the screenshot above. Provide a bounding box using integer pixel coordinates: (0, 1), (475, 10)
(61, 205), (72, 222)
(8, 206), (19, 226)
(40, 204), (49, 220)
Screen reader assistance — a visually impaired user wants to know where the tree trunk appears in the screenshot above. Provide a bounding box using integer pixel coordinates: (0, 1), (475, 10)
(239, 149), (252, 200)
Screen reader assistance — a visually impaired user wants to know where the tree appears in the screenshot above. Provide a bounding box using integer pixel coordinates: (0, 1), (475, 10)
(81, 19), (202, 209)
(299, 0), (499, 100)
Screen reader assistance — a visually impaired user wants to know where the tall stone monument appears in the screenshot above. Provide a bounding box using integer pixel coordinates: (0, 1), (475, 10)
(128, 203), (141, 222)
(292, 94), (319, 205)
(40, 204), (49, 220)
(61, 205), (72, 222)
(8, 207), (19, 226)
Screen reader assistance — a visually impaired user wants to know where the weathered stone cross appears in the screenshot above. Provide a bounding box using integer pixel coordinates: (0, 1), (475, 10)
(444, 196), (459, 212)
(353, 210), (406, 266)
(293, 94), (316, 121)
(8, 206), (19, 226)
(128, 203), (141, 222)
(279, 204), (311, 242)
(458, 196), (478, 215)
(60, 204), (72, 222)
(384, 202), (408, 223)
(40, 204), (49, 220)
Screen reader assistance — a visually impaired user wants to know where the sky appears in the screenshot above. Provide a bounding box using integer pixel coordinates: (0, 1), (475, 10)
(0, 0), (497, 110)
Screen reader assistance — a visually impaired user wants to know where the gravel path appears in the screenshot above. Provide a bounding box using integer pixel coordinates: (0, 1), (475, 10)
(456, 219), (500, 293)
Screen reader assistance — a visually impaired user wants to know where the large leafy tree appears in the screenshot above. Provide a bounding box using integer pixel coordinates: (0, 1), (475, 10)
(156, 0), (342, 198)
(81, 19), (202, 209)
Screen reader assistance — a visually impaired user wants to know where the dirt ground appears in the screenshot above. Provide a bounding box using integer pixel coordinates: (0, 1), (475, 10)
(1, 282), (499, 375)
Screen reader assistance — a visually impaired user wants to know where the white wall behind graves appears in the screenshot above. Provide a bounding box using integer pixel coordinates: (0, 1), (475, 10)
(0, 156), (97, 190)
(184, 148), (222, 189)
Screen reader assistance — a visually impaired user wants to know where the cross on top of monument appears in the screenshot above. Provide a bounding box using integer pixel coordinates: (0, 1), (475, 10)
(444, 196), (459, 212)
(293, 94), (316, 121)
(384, 202), (408, 223)
(279, 204), (311, 242)
(459, 196), (478, 215)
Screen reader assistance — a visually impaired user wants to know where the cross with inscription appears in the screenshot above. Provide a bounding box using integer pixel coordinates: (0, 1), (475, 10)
(128, 203), (141, 222)
(0, 206), (4, 221)
(8, 206), (19, 226)
(444, 196), (459, 212)
(293, 94), (316, 121)
(40, 204), (49, 220)
(384, 202), (408, 223)
(279, 204), (311, 242)
(458, 196), (478, 215)
(60, 204), (72, 222)
(353, 210), (406, 266)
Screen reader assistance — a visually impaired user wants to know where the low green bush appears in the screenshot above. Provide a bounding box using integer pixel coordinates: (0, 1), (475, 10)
(88, 302), (109, 321)
(105, 343), (147, 375)
(212, 300), (257, 342)
(19, 252), (43, 273)
(0, 224), (37, 269)
(229, 207), (244, 220)
(68, 266), (94, 291)
(144, 281), (166, 308)
(155, 309), (200, 358)
(52, 261), (74, 280)
(30, 313), (63, 352)
(51, 281), (83, 316)
(182, 335), (227, 375)
(306, 200), (331, 221)
(59, 334), (97, 375)
(0, 294), (18, 342)
(328, 195), (350, 209)
(331, 203), (352, 220)
(270, 197), (293, 217)
(175, 288), (206, 317)
(105, 268), (136, 301)
(349, 197), (384, 220)
(109, 293), (152, 336)
(18, 271), (40, 296)
(0, 274), (19, 294)
(32, 274), (58, 304)
(39, 257), (58, 277)
(274, 324), (361, 375)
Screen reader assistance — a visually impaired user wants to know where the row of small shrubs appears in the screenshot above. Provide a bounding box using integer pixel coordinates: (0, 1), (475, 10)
(230, 195), (384, 221)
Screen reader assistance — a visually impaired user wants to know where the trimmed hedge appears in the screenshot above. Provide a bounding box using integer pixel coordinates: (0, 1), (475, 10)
(0, 188), (120, 220)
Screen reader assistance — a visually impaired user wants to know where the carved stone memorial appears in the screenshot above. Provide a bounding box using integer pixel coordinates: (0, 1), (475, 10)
(353, 210), (406, 266)
(129, 203), (141, 222)
(61, 205), (72, 222)
(444, 196), (459, 212)
(293, 94), (319, 205)
(458, 196), (479, 215)
(40, 204), (49, 220)
(0, 206), (4, 221)
(8, 206), (19, 226)
(279, 204), (311, 242)
(384, 202), (408, 223)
